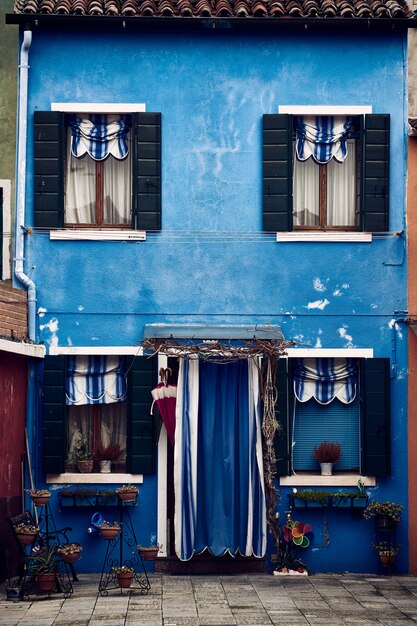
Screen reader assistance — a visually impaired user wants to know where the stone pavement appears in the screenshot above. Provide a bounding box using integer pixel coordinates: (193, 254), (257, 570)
(1, 574), (417, 626)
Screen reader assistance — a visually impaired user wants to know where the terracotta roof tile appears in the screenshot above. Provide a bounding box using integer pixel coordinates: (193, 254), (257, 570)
(12, 0), (413, 19)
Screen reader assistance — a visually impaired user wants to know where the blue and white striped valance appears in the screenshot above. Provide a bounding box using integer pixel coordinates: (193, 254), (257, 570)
(294, 358), (358, 405)
(295, 116), (353, 164)
(66, 355), (127, 406)
(70, 114), (131, 161)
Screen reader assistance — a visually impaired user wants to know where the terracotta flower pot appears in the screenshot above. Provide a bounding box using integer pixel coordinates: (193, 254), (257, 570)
(379, 551), (397, 566)
(59, 551), (81, 563)
(117, 490), (138, 503)
(139, 547), (159, 561)
(77, 460), (94, 473)
(17, 532), (37, 545)
(117, 572), (133, 588)
(31, 495), (51, 507)
(100, 527), (120, 540)
(37, 573), (56, 592)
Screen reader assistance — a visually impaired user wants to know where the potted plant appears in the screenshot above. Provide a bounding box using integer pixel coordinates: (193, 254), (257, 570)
(363, 500), (404, 528)
(115, 484), (138, 503)
(29, 548), (59, 592)
(112, 565), (134, 588)
(14, 521), (39, 544)
(137, 543), (162, 561)
(57, 543), (83, 563)
(372, 541), (400, 566)
(28, 488), (51, 507)
(98, 520), (121, 540)
(93, 443), (124, 473)
(312, 441), (341, 476)
(72, 437), (94, 473)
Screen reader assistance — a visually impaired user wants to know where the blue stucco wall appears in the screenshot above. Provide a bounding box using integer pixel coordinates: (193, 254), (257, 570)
(22, 25), (408, 574)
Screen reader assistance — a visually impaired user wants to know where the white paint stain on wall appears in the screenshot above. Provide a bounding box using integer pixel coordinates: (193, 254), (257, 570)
(389, 319), (403, 339)
(78, 305), (84, 311)
(338, 327), (353, 347)
(39, 317), (59, 347)
(38, 307), (47, 317)
(313, 278), (326, 292)
(306, 299), (330, 310)
(333, 289), (342, 297)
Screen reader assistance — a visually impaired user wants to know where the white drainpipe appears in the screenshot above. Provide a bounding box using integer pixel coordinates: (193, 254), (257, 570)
(15, 30), (36, 342)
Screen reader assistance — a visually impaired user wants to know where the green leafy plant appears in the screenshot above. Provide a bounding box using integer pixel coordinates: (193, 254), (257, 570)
(72, 436), (93, 461)
(57, 543), (83, 556)
(112, 565), (134, 574)
(291, 489), (329, 505)
(312, 441), (341, 464)
(372, 540), (400, 554)
(363, 500), (404, 523)
(14, 522), (39, 534)
(116, 484), (138, 494)
(29, 548), (59, 575)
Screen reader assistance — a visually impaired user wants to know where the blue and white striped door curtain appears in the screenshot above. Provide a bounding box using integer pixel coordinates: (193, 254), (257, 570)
(70, 115), (131, 161)
(174, 358), (266, 561)
(66, 355), (127, 405)
(295, 116), (353, 164)
(293, 358), (358, 405)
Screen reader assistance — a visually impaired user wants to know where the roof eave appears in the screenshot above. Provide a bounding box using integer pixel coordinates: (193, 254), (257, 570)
(6, 13), (417, 31)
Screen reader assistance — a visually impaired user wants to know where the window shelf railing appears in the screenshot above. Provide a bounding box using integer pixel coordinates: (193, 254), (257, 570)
(289, 491), (368, 510)
(58, 489), (137, 508)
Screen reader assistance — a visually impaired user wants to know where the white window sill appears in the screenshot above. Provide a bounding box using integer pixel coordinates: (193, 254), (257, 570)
(50, 230), (146, 241)
(280, 474), (376, 487)
(276, 232), (372, 243)
(46, 473), (144, 485)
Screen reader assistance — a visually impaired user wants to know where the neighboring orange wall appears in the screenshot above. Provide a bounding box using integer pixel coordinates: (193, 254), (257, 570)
(408, 136), (417, 575)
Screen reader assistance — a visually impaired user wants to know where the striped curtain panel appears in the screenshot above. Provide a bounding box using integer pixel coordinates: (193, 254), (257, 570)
(70, 114), (131, 161)
(66, 355), (127, 405)
(174, 358), (266, 561)
(294, 358), (358, 405)
(295, 116), (352, 163)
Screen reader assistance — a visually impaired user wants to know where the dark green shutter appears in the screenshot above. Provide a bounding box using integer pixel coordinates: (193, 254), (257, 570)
(274, 357), (290, 476)
(361, 358), (391, 476)
(127, 355), (157, 473)
(262, 114), (293, 232)
(361, 114), (390, 232)
(34, 111), (64, 228)
(42, 356), (66, 474)
(132, 113), (161, 231)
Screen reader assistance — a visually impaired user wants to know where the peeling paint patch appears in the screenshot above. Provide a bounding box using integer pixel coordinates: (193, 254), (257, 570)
(40, 318), (59, 333)
(342, 283), (349, 289)
(338, 327), (353, 346)
(371, 304), (378, 309)
(91, 337), (99, 341)
(306, 299), (330, 310)
(333, 289), (342, 297)
(389, 319), (403, 339)
(314, 337), (322, 348)
(38, 307), (47, 317)
(293, 334), (304, 342)
(313, 278), (326, 292)
(78, 305), (84, 311)
(67, 337), (73, 346)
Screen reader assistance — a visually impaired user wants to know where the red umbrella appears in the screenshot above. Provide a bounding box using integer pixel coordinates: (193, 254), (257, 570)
(151, 368), (177, 445)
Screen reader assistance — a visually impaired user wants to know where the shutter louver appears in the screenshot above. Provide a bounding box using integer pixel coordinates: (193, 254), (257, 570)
(263, 114), (293, 232)
(362, 114), (390, 232)
(361, 358), (391, 476)
(42, 356), (66, 474)
(127, 355), (157, 474)
(34, 111), (64, 228)
(132, 112), (161, 231)
(275, 357), (290, 476)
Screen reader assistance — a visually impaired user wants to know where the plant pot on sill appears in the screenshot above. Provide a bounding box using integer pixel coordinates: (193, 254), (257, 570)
(320, 463), (333, 476)
(117, 572), (133, 588)
(100, 527), (120, 540)
(139, 547), (159, 561)
(17, 532), (37, 545)
(37, 573), (56, 592)
(100, 460), (112, 474)
(31, 494), (51, 507)
(77, 459), (94, 473)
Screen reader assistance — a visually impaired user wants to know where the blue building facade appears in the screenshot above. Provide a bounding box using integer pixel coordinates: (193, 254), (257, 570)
(7, 0), (414, 574)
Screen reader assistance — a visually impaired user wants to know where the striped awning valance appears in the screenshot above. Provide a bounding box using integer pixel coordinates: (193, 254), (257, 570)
(294, 358), (358, 405)
(295, 116), (353, 164)
(70, 114), (131, 161)
(66, 355), (127, 405)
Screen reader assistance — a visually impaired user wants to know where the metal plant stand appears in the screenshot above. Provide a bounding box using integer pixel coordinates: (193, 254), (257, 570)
(98, 499), (151, 596)
(374, 515), (398, 575)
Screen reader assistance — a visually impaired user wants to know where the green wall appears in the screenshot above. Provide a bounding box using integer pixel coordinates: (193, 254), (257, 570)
(0, 0), (17, 184)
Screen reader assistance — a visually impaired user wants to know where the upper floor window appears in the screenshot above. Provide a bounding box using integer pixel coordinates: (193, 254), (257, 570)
(293, 116), (357, 230)
(33, 110), (161, 231)
(65, 115), (132, 228)
(262, 112), (390, 233)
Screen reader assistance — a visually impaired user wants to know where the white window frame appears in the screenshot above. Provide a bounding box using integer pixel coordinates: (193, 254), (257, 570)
(281, 347), (376, 486)
(276, 105), (373, 243)
(49, 103), (147, 242)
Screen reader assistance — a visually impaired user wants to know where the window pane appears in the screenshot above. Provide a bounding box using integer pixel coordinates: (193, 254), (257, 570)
(293, 156), (320, 226)
(103, 152), (131, 225)
(65, 151), (96, 224)
(292, 395), (360, 471)
(327, 139), (356, 226)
